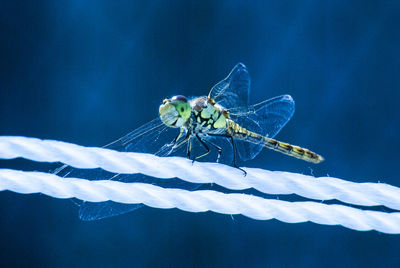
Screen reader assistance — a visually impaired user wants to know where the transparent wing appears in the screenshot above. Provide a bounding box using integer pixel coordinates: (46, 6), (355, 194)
(229, 95), (295, 161)
(54, 117), (202, 221)
(208, 64), (294, 161)
(208, 62), (250, 109)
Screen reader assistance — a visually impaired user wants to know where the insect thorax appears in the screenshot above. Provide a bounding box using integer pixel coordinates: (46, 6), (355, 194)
(188, 96), (228, 135)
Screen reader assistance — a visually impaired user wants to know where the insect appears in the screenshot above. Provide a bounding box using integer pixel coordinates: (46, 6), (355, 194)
(158, 64), (323, 172)
(55, 63), (323, 221)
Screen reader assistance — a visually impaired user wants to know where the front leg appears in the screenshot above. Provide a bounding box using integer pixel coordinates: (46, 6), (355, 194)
(165, 128), (191, 156)
(170, 127), (184, 146)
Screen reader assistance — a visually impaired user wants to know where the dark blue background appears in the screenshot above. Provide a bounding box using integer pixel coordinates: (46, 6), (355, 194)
(1, 1), (399, 266)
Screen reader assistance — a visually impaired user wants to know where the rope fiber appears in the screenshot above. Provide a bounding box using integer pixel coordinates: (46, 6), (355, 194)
(0, 136), (399, 234)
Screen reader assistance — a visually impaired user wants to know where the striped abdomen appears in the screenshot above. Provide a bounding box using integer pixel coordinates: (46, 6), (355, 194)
(227, 121), (324, 164)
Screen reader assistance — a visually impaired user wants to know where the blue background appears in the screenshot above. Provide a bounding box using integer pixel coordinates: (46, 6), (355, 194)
(1, 1), (400, 266)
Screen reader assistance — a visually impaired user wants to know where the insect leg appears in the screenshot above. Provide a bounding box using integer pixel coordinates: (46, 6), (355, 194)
(164, 129), (191, 156)
(173, 129), (191, 147)
(194, 134), (210, 161)
(208, 133), (246, 176)
(171, 127), (184, 145)
(186, 136), (192, 160)
(202, 138), (222, 162)
(229, 136), (247, 176)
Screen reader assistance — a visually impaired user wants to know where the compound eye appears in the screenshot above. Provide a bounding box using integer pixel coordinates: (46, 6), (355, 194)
(171, 95), (187, 103)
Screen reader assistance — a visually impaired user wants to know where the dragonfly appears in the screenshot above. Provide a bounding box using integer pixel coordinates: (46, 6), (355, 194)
(55, 63), (323, 221)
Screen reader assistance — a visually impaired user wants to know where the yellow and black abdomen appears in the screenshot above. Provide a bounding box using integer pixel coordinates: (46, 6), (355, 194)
(227, 120), (324, 164)
(263, 138), (324, 163)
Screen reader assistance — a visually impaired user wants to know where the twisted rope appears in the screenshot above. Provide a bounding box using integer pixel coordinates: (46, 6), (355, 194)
(0, 136), (399, 211)
(1, 169), (399, 234)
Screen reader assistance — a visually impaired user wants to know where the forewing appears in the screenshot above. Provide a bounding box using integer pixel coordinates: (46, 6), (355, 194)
(54, 118), (201, 221)
(208, 63), (250, 109)
(230, 95), (295, 161)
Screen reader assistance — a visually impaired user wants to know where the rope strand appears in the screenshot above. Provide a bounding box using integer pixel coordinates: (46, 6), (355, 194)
(0, 136), (399, 210)
(1, 168), (399, 234)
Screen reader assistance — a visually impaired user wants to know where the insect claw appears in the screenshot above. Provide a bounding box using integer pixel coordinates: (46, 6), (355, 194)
(233, 165), (247, 176)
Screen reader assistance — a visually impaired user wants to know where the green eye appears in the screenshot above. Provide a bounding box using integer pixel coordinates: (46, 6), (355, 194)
(172, 100), (191, 119)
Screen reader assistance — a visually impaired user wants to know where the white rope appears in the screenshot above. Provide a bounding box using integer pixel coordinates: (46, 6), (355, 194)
(0, 136), (399, 211)
(1, 168), (400, 234)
